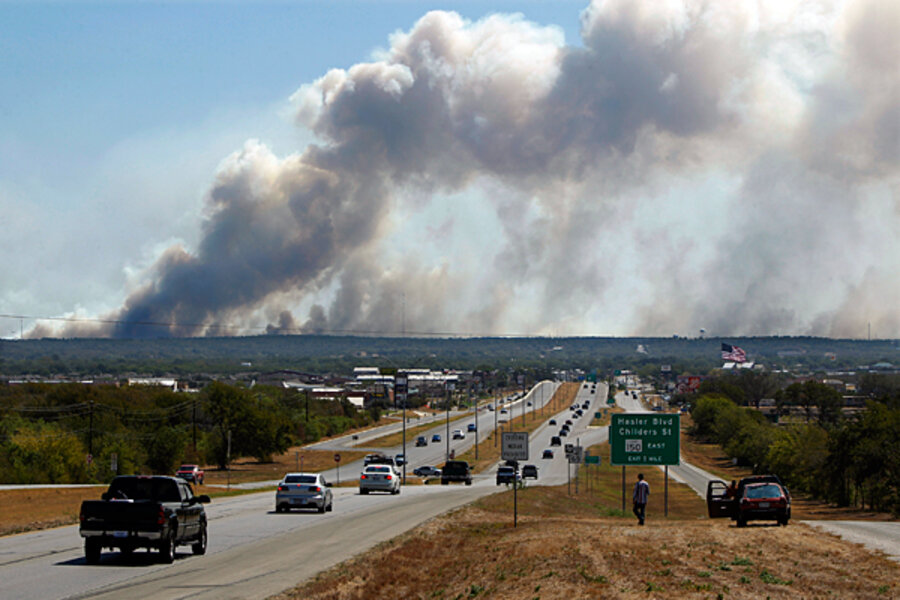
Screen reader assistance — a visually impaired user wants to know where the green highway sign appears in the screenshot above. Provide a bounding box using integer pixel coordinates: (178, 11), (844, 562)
(607, 397), (615, 405)
(610, 413), (680, 466)
(585, 455), (600, 465)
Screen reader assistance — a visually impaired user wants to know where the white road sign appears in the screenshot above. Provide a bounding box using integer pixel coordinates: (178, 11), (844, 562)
(501, 432), (529, 461)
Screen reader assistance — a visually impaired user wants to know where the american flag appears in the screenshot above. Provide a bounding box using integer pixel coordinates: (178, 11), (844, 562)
(721, 343), (747, 363)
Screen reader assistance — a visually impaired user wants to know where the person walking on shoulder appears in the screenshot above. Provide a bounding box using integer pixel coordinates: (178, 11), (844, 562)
(633, 473), (650, 525)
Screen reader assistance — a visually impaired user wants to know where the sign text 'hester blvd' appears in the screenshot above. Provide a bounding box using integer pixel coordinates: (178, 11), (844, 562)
(610, 414), (680, 466)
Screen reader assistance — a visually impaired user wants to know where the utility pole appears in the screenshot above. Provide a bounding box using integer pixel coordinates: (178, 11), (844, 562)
(88, 400), (94, 457)
(494, 393), (498, 447)
(474, 388), (479, 460)
(445, 383), (451, 461)
(192, 398), (197, 453)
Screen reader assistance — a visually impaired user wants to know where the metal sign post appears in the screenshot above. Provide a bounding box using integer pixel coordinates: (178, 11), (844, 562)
(334, 453), (341, 484)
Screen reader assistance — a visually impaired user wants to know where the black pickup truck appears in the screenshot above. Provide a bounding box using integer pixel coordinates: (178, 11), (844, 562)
(79, 475), (210, 564)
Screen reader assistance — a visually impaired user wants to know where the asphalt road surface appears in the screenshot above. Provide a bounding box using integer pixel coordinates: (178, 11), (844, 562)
(0, 381), (599, 600)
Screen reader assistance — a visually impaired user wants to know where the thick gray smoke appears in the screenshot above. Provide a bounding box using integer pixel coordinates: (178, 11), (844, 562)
(47, 0), (899, 339)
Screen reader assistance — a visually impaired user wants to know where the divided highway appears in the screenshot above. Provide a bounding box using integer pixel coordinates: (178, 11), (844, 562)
(4, 381), (893, 600)
(0, 381), (604, 600)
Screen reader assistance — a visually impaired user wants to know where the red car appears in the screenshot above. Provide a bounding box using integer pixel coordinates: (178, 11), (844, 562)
(707, 475), (791, 527)
(176, 464), (204, 485)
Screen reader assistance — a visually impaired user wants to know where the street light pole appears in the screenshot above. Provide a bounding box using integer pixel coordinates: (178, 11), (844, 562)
(474, 387), (479, 460)
(494, 392), (498, 447)
(445, 384), (451, 461)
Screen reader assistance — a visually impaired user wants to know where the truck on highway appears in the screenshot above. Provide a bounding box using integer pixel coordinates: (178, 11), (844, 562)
(440, 460), (472, 485)
(79, 475), (210, 564)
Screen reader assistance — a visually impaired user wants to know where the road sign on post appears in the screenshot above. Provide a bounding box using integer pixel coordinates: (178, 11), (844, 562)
(501, 432), (529, 462)
(610, 414), (680, 466)
(501, 432), (528, 529)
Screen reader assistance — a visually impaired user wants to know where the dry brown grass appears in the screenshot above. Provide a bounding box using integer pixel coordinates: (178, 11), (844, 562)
(0, 487), (102, 537)
(457, 383), (579, 474)
(274, 480), (900, 600)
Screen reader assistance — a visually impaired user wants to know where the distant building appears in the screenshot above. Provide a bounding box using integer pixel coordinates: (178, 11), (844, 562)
(127, 378), (178, 391)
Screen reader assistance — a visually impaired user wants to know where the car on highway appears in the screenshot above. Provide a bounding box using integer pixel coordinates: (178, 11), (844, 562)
(467, 423), (477, 433)
(488, 404), (495, 411)
(175, 464), (204, 485)
(441, 460), (472, 485)
(432, 434), (442, 443)
(364, 453), (385, 466)
(542, 449), (554, 459)
(575, 409), (583, 417)
(394, 454), (406, 466)
(565, 419), (572, 426)
(550, 436), (561, 446)
(416, 436), (427, 447)
(560, 424), (570, 432)
(413, 466), (441, 478)
(452, 429), (465, 440)
(522, 464), (538, 479)
(558, 429), (568, 437)
(496, 465), (520, 486)
(527, 401), (532, 406)
(359, 465), (401, 495)
(549, 419), (557, 426)
(276, 473), (333, 513)
(500, 408), (508, 415)
(707, 475), (791, 527)
(79, 475), (210, 564)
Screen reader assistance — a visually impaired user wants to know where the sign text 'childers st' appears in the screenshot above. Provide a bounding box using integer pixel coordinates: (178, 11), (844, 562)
(610, 414), (680, 466)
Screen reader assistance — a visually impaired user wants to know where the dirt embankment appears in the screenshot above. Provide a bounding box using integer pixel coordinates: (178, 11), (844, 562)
(274, 485), (900, 600)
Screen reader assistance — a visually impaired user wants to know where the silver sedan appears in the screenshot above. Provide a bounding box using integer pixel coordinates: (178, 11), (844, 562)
(359, 465), (401, 495)
(275, 473), (333, 513)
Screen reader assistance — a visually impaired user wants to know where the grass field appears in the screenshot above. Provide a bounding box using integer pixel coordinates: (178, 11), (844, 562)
(274, 478), (900, 600)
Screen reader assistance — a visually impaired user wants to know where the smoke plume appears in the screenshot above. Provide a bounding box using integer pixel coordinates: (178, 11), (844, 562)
(46, 0), (899, 339)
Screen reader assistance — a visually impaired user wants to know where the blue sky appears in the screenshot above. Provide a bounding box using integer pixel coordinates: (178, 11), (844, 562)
(2, 2), (582, 175)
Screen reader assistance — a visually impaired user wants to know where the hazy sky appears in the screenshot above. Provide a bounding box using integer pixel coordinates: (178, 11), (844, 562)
(2, 0), (898, 340)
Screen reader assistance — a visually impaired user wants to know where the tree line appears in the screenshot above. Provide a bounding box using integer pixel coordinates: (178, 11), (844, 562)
(0, 382), (381, 484)
(689, 374), (900, 514)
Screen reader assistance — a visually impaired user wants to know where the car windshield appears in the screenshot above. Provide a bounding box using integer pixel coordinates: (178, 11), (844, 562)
(284, 475), (317, 484)
(107, 477), (181, 502)
(745, 484), (781, 499)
